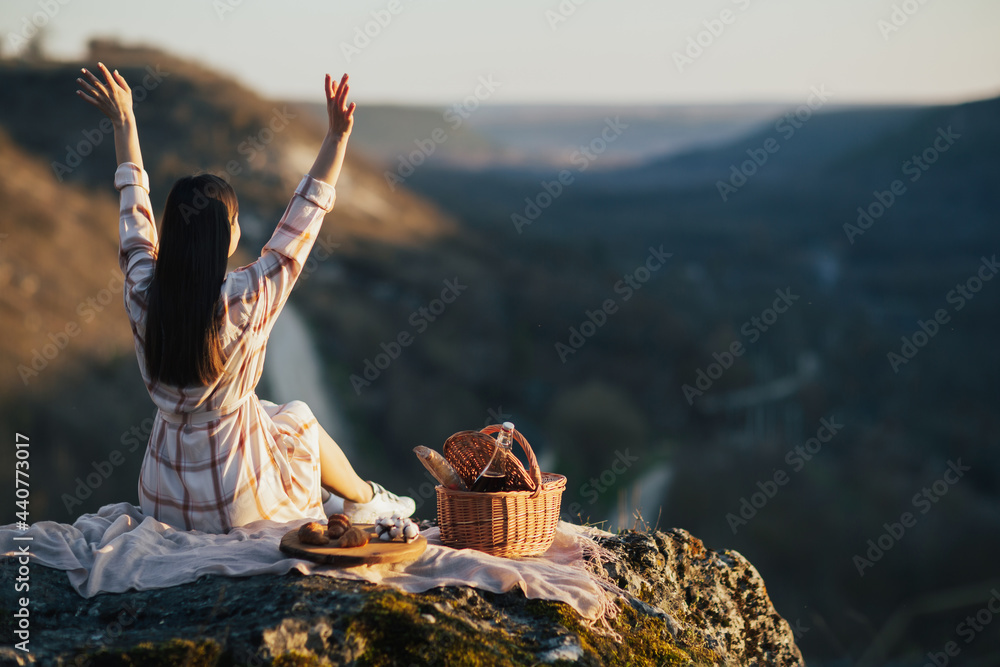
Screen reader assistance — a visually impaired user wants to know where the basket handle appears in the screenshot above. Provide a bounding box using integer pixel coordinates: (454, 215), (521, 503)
(480, 424), (544, 498)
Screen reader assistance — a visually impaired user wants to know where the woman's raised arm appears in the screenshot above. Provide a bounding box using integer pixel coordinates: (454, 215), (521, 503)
(76, 62), (143, 170)
(306, 73), (355, 187)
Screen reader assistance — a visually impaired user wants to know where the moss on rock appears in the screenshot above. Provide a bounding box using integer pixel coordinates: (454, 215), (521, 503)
(526, 598), (718, 667)
(344, 588), (534, 666)
(271, 651), (325, 667)
(73, 638), (222, 666)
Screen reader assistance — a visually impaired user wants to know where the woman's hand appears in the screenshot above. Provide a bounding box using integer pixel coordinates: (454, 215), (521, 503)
(325, 73), (355, 139)
(76, 62), (143, 169)
(76, 62), (134, 129)
(307, 73), (355, 186)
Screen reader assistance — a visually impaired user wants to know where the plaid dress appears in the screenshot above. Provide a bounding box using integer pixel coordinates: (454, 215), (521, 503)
(115, 162), (335, 533)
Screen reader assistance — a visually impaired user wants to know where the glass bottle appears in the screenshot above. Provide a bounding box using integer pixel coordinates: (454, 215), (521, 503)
(472, 422), (514, 493)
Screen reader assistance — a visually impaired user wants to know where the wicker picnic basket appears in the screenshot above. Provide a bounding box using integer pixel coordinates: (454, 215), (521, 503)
(436, 424), (566, 558)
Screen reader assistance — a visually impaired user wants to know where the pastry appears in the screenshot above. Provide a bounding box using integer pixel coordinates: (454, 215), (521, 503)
(298, 521), (330, 545)
(336, 525), (370, 548)
(326, 513), (351, 539)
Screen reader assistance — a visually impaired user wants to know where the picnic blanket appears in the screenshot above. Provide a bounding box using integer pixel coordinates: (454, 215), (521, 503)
(0, 503), (619, 626)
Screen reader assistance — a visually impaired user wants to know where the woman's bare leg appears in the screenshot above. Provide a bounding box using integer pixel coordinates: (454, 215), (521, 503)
(317, 425), (374, 504)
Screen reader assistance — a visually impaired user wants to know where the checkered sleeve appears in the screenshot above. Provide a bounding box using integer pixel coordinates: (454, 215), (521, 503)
(115, 162), (157, 331)
(249, 175), (336, 327)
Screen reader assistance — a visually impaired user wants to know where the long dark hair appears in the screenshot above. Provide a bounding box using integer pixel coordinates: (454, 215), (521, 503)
(145, 174), (238, 386)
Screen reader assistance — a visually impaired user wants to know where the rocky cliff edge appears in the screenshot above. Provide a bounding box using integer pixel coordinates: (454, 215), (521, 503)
(0, 526), (804, 666)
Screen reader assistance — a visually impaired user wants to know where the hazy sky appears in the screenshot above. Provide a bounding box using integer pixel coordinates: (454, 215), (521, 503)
(2, 0), (998, 105)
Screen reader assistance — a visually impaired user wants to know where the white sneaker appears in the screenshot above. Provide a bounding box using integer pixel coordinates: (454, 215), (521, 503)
(343, 482), (416, 524)
(320, 489), (345, 516)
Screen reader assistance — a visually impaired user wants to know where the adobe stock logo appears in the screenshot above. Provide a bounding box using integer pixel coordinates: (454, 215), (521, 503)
(921, 587), (1000, 667)
(888, 255), (997, 373)
(555, 246), (671, 363)
(5, 0), (71, 54)
(384, 75), (501, 192)
(725, 416), (842, 534)
(716, 85), (833, 202)
(545, 0), (588, 31)
(349, 278), (467, 394)
(682, 287), (799, 404)
(561, 449), (640, 522)
(877, 0), (932, 41)
(52, 65), (171, 181)
(17, 270), (125, 385)
(672, 0), (754, 73)
(338, 0), (411, 62)
(512, 117), (629, 234)
(853, 459), (970, 577)
(843, 126), (960, 244)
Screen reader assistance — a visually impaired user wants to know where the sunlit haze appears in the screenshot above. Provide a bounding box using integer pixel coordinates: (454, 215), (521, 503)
(1, 0), (998, 105)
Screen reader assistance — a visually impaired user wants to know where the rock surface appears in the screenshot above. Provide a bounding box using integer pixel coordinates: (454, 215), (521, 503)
(0, 527), (804, 666)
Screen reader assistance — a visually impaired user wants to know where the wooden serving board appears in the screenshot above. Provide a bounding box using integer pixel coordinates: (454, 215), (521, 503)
(279, 524), (427, 566)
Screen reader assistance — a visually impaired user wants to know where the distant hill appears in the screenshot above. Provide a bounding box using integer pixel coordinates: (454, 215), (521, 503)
(304, 101), (789, 172)
(404, 94), (1000, 248)
(298, 102), (502, 169)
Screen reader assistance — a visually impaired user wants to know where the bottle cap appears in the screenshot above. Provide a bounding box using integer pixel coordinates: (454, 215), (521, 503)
(502, 421), (514, 431)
